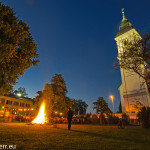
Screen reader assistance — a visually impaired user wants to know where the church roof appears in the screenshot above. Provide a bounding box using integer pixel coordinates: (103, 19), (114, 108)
(115, 9), (134, 38)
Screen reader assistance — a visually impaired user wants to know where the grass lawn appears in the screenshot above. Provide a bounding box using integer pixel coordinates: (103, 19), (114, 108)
(0, 123), (150, 150)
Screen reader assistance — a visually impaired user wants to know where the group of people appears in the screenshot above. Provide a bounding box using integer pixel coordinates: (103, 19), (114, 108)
(2, 107), (75, 130)
(73, 117), (85, 124)
(54, 107), (84, 130)
(1, 110), (32, 123)
(51, 117), (67, 124)
(51, 116), (85, 125)
(16, 115), (32, 122)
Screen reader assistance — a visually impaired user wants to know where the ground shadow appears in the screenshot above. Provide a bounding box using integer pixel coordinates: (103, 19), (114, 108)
(56, 127), (149, 144)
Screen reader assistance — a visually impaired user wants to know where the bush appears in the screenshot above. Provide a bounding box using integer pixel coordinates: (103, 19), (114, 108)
(137, 107), (150, 128)
(91, 115), (99, 124)
(85, 113), (91, 124)
(122, 113), (129, 125)
(108, 115), (119, 125)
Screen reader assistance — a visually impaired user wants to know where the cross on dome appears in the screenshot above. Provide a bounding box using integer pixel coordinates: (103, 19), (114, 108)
(122, 8), (126, 22)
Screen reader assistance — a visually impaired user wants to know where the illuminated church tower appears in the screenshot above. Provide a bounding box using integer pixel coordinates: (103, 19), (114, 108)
(115, 9), (150, 113)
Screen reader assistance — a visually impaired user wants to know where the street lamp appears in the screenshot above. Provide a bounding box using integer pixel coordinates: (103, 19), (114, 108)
(109, 95), (114, 114)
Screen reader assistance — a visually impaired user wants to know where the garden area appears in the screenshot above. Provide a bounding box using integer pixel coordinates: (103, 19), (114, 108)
(0, 123), (150, 150)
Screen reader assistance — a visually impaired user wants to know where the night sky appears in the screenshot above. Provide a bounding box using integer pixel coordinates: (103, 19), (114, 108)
(1, 0), (150, 113)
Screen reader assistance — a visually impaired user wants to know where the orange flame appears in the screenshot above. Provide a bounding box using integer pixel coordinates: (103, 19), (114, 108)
(32, 102), (47, 124)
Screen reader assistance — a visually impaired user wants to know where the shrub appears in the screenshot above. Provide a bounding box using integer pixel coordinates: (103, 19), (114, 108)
(85, 113), (91, 124)
(91, 115), (99, 124)
(122, 113), (129, 125)
(108, 115), (119, 125)
(137, 107), (150, 128)
(99, 114), (107, 125)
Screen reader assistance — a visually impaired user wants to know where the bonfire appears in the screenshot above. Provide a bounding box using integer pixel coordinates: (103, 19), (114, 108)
(32, 102), (47, 124)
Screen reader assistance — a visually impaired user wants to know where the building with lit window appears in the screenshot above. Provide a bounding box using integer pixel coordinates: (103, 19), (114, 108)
(0, 94), (35, 116)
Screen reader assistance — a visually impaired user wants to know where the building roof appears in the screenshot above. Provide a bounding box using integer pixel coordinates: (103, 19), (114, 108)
(115, 9), (134, 38)
(4, 93), (33, 101)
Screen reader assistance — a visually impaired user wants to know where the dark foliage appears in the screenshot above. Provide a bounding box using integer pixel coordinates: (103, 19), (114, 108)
(93, 97), (112, 115)
(12, 87), (28, 97)
(0, 2), (39, 95)
(113, 33), (150, 89)
(108, 115), (119, 125)
(137, 106), (150, 128)
(122, 113), (129, 125)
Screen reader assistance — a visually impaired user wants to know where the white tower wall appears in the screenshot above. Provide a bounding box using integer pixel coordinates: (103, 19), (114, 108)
(115, 15), (150, 113)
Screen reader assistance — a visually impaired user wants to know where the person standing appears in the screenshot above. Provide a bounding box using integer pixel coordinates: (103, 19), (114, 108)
(9, 114), (13, 122)
(4, 110), (10, 122)
(67, 107), (73, 130)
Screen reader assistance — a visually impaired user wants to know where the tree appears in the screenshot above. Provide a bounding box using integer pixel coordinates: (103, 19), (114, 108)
(137, 106), (150, 128)
(116, 102), (122, 113)
(70, 99), (79, 115)
(50, 74), (68, 113)
(43, 83), (56, 120)
(34, 74), (68, 120)
(32, 91), (43, 109)
(34, 74), (88, 118)
(65, 97), (73, 109)
(12, 87), (28, 97)
(118, 102), (122, 113)
(122, 113), (129, 125)
(75, 99), (88, 115)
(51, 73), (68, 97)
(0, 2), (39, 95)
(93, 97), (112, 115)
(113, 33), (150, 89)
(93, 97), (112, 125)
(69, 99), (88, 115)
(134, 101), (144, 112)
(77, 99), (88, 115)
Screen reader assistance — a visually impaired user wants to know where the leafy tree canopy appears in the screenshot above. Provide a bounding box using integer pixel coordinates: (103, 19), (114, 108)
(67, 99), (79, 115)
(134, 101), (144, 112)
(0, 2), (39, 95)
(51, 73), (68, 97)
(72, 99), (88, 115)
(34, 74), (88, 117)
(34, 74), (68, 118)
(93, 97), (112, 115)
(12, 87), (28, 97)
(113, 33), (150, 88)
(33, 91), (43, 108)
(137, 106), (150, 128)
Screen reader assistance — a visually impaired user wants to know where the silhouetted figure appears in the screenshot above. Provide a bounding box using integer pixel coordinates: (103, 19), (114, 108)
(118, 119), (125, 129)
(67, 107), (73, 130)
(4, 110), (10, 122)
(74, 117), (77, 124)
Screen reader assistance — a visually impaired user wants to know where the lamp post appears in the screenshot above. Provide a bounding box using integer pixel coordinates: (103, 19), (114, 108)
(110, 95), (114, 114)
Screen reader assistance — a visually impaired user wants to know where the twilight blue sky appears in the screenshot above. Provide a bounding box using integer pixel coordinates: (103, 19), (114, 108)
(1, 0), (150, 113)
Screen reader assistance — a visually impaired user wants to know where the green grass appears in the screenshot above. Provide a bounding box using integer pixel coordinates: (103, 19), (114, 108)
(0, 123), (150, 150)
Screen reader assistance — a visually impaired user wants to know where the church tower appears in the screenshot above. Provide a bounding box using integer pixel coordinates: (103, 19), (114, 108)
(115, 9), (150, 113)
